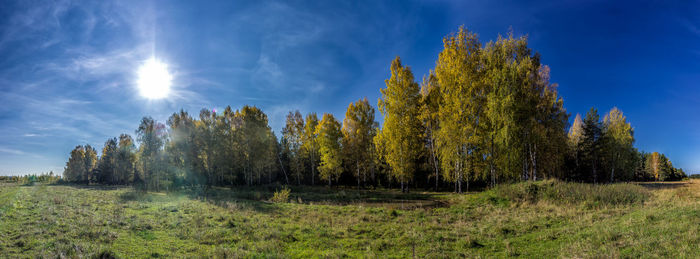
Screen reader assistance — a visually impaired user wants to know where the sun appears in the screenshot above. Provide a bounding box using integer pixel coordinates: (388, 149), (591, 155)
(137, 57), (172, 99)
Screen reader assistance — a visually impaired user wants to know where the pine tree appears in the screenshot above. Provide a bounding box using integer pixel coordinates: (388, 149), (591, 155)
(580, 108), (603, 183)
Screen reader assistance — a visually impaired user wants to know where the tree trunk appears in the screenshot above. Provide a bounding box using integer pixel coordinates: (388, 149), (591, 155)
(532, 143), (537, 181)
(610, 152), (617, 183)
(593, 161), (597, 184)
(429, 136), (439, 191)
(276, 153), (289, 185)
(490, 138), (495, 188)
(457, 170), (462, 194)
(611, 167), (615, 183)
(311, 151), (315, 186)
(357, 161), (361, 189)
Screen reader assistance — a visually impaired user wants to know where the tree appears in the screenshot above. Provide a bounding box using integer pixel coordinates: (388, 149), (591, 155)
(419, 73), (441, 190)
(378, 57), (423, 192)
(98, 138), (118, 184)
(645, 152), (661, 181)
(342, 98), (378, 188)
(194, 109), (218, 187)
(529, 65), (569, 181)
(167, 110), (199, 186)
(136, 116), (167, 190)
(568, 114), (584, 148)
(567, 114), (585, 179)
(84, 144), (98, 183)
(434, 27), (482, 192)
(315, 113), (343, 187)
(301, 113), (320, 185)
(116, 134), (136, 184)
(64, 145), (86, 182)
(282, 110), (305, 185)
(602, 107), (635, 182)
(580, 108), (603, 183)
(239, 105), (276, 185)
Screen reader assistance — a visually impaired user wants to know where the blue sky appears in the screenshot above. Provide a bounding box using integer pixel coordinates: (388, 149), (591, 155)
(0, 0), (698, 175)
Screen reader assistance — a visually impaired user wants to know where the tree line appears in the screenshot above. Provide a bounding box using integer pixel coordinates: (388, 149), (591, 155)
(0, 172), (61, 185)
(62, 26), (686, 192)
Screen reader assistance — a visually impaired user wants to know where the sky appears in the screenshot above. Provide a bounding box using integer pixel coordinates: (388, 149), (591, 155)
(0, 0), (699, 175)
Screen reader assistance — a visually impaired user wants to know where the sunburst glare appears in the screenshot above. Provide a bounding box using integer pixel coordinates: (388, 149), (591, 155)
(137, 57), (172, 99)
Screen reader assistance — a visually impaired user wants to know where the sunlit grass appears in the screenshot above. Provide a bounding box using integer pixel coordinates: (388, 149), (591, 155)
(0, 180), (698, 257)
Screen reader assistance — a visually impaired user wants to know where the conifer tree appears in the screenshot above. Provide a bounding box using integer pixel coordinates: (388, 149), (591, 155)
(580, 108), (603, 183)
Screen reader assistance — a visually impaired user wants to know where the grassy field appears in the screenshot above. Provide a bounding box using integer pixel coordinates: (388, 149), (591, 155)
(0, 180), (699, 258)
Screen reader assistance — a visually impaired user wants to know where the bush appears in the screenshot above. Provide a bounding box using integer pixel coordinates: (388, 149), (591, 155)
(270, 187), (291, 203)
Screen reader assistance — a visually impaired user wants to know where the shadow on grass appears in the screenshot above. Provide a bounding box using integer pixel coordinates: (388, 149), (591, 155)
(46, 182), (448, 211)
(636, 181), (689, 189)
(49, 182), (132, 191)
(173, 185), (449, 211)
(199, 185), (449, 209)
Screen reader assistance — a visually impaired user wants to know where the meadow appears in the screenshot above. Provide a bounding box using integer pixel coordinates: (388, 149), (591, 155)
(0, 180), (698, 258)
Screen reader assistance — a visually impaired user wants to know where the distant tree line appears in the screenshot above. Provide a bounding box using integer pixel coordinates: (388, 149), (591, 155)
(62, 26), (686, 192)
(0, 172), (61, 185)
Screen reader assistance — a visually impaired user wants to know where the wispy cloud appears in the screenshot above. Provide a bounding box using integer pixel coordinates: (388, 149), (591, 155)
(0, 147), (26, 155)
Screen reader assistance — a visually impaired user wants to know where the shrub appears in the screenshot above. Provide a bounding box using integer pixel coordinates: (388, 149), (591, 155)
(270, 187), (291, 203)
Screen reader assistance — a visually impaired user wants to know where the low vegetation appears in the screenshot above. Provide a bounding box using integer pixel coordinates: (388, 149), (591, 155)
(1, 179), (698, 257)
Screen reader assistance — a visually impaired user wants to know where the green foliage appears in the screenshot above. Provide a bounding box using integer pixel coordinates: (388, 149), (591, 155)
(282, 111), (305, 185)
(579, 108), (604, 182)
(342, 98), (378, 187)
(136, 116), (168, 191)
(270, 187), (291, 203)
(433, 27), (568, 191)
(378, 57), (423, 191)
(315, 113), (343, 186)
(301, 113), (320, 185)
(58, 25), (684, 192)
(419, 73), (441, 190)
(602, 107), (636, 182)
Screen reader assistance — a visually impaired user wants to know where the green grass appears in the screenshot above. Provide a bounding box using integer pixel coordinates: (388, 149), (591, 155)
(0, 180), (698, 257)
